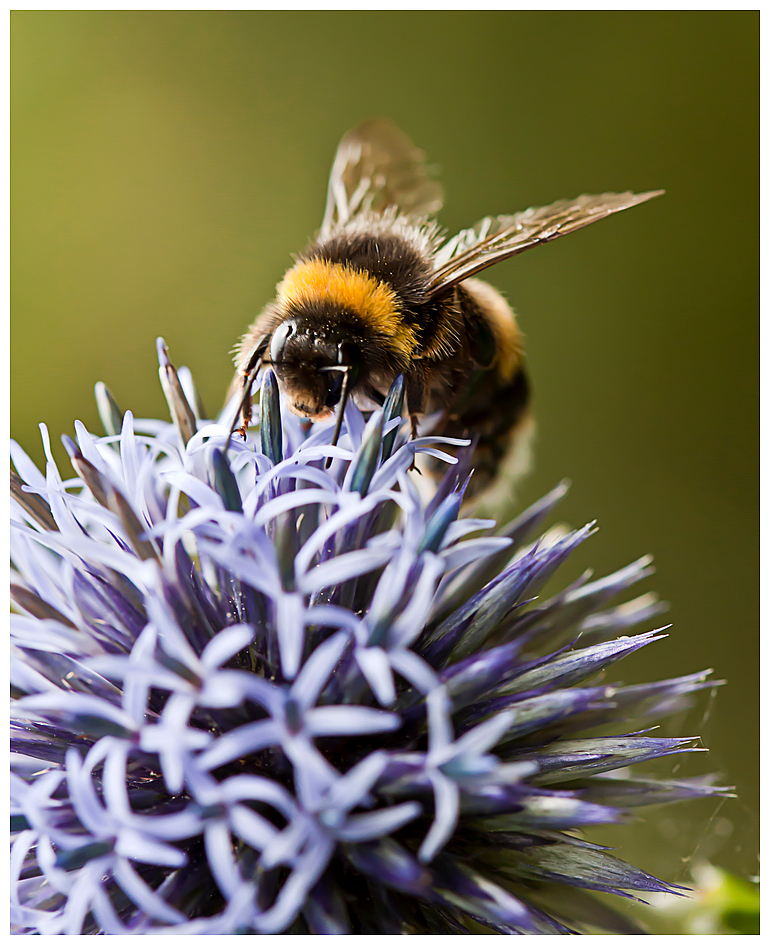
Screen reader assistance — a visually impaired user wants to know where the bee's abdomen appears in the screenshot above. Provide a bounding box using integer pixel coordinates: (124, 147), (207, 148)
(434, 364), (533, 503)
(456, 367), (530, 441)
(424, 277), (531, 500)
(456, 278), (523, 381)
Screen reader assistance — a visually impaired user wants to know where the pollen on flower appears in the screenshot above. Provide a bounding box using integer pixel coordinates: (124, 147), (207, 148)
(10, 342), (731, 934)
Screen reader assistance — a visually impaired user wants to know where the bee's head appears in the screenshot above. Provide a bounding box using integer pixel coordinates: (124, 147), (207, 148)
(269, 316), (362, 420)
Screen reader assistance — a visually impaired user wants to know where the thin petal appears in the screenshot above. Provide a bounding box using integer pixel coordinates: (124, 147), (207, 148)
(201, 624), (255, 669)
(292, 631), (349, 709)
(199, 719), (280, 771)
(355, 646), (396, 705)
(418, 772), (459, 862)
(307, 705), (400, 736)
(337, 801), (422, 841)
(299, 547), (395, 595)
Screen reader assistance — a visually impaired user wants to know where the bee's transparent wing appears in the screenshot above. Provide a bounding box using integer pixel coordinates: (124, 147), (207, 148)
(427, 190), (664, 295)
(320, 119), (444, 236)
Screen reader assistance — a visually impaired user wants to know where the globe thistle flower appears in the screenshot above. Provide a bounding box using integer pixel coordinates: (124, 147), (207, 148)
(10, 339), (731, 935)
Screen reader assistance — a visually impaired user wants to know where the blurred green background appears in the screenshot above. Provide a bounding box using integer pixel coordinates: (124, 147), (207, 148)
(12, 11), (757, 888)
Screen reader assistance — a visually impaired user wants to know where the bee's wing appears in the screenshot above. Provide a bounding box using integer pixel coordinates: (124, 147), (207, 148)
(427, 190), (664, 295)
(320, 119), (444, 236)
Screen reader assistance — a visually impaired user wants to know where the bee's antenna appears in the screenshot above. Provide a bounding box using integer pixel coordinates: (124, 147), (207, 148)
(223, 355), (263, 461)
(325, 366), (352, 470)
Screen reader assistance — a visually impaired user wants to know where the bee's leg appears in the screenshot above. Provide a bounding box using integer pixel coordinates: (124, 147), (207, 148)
(405, 366), (427, 440)
(224, 347), (263, 457)
(404, 366), (429, 472)
(236, 360), (260, 438)
(324, 366), (352, 469)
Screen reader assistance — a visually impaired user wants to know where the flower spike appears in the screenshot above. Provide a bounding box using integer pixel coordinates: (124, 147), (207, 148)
(10, 344), (729, 935)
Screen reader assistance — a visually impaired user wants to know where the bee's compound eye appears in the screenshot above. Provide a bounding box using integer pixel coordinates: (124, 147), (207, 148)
(270, 320), (296, 364)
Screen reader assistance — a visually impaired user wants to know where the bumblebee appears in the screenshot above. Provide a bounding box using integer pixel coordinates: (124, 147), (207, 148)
(233, 120), (661, 493)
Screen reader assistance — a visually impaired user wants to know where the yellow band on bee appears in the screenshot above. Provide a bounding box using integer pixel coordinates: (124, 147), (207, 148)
(277, 259), (418, 358)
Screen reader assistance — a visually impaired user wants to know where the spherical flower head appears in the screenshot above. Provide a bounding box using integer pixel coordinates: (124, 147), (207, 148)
(10, 340), (731, 934)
